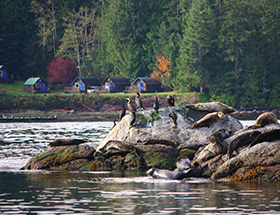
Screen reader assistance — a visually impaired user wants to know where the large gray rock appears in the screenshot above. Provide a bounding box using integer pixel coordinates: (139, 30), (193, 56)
(192, 124), (280, 181)
(21, 145), (95, 170)
(97, 106), (242, 152)
(21, 105), (244, 172)
(213, 140), (280, 181)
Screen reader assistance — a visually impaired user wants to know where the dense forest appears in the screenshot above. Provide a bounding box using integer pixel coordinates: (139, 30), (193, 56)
(1, 0), (280, 108)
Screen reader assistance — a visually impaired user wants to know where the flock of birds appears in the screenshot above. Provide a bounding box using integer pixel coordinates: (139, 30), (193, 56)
(115, 92), (177, 128)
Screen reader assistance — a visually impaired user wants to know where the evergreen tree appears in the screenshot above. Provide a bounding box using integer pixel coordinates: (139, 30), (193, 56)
(177, 0), (218, 93)
(260, 0), (280, 106)
(98, 0), (151, 80)
(0, 0), (38, 80)
(217, 0), (253, 105)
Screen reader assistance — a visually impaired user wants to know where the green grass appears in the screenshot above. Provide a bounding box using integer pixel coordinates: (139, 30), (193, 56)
(104, 91), (182, 97)
(0, 81), (200, 107)
(0, 81), (25, 93)
(0, 81), (185, 97)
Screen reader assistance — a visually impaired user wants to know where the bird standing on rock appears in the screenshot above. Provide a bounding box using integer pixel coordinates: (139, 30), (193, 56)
(169, 111), (178, 128)
(119, 103), (126, 121)
(135, 92), (145, 110)
(130, 112), (136, 127)
(153, 96), (159, 113)
(112, 119), (117, 129)
(166, 95), (175, 106)
(126, 97), (136, 113)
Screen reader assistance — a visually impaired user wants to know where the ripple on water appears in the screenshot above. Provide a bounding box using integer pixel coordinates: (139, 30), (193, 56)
(1, 121), (280, 214)
(0, 121), (112, 171)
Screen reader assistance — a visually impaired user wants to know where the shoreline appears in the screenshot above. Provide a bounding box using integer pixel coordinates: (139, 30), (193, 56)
(0, 110), (118, 122)
(1, 108), (280, 122)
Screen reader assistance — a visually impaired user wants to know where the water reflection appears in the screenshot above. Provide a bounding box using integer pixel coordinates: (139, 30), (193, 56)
(1, 121), (280, 214)
(0, 121), (111, 145)
(0, 122), (113, 171)
(1, 171), (280, 214)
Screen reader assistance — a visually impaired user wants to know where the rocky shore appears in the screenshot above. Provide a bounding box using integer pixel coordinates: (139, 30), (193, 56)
(21, 102), (280, 182)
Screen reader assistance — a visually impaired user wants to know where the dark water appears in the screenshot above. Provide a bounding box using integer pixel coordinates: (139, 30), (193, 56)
(0, 121), (280, 215)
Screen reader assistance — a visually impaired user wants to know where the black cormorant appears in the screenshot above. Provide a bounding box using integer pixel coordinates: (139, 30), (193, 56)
(169, 111), (177, 128)
(135, 92), (145, 110)
(130, 112), (136, 127)
(166, 95), (175, 106)
(119, 103), (126, 121)
(153, 96), (159, 113)
(126, 97), (136, 113)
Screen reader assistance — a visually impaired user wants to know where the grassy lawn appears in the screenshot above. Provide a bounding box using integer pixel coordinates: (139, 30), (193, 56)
(0, 82), (199, 104)
(99, 91), (187, 99)
(0, 81), (183, 97)
(0, 83), (200, 110)
(0, 81), (25, 93)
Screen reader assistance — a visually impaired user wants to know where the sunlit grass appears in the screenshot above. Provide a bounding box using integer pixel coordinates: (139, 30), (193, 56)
(0, 81), (25, 93)
(0, 82), (199, 106)
(100, 91), (183, 97)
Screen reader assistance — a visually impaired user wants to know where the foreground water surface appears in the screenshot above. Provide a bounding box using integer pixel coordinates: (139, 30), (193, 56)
(0, 121), (280, 215)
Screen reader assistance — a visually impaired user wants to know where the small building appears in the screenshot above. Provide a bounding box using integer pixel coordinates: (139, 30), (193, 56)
(65, 77), (101, 93)
(101, 76), (130, 93)
(24, 77), (47, 93)
(0, 65), (14, 84)
(125, 77), (162, 93)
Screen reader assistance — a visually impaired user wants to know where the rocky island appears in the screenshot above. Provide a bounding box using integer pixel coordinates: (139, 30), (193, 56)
(21, 101), (280, 182)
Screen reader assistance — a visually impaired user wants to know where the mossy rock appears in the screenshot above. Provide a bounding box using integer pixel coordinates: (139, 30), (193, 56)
(79, 163), (91, 171)
(177, 148), (196, 160)
(89, 155), (126, 170)
(140, 144), (177, 170)
(89, 160), (105, 171)
(41, 155), (57, 169)
(227, 165), (280, 182)
(123, 151), (147, 170)
(60, 159), (90, 171)
(35, 151), (57, 161)
(103, 149), (130, 158)
(21, 145), (95, 170)
(136, 111), (161, 124)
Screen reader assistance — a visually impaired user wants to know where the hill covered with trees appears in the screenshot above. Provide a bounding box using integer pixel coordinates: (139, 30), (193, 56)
(0, 0), (280, 108)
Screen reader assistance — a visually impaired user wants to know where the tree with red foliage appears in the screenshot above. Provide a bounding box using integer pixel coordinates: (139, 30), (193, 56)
(47, 57), (78, 85)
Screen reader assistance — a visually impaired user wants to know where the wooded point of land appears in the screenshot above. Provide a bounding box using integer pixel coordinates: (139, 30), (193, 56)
(1, 0), (280, 108)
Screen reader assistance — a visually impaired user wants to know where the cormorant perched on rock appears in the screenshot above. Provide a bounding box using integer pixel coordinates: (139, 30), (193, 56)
(130, 112), (136, 127)
(169, 111), (177, 128)
(126, 97), (136, 113)
(166, 95), (175, 106)
(119, 103), (126, 121)
(135, 92), (145, 110)
(112, 119), (117, 129)
(153, 96), (159, 113)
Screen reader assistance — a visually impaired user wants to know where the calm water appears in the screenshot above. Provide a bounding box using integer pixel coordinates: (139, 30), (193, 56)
(0, 121), (280, 215)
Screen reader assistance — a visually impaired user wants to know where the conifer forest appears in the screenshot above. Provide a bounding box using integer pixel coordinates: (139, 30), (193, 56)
(1, 0), (280, 108)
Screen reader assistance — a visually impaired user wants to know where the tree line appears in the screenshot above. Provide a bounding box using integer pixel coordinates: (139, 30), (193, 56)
(1, 0), (280, 108)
